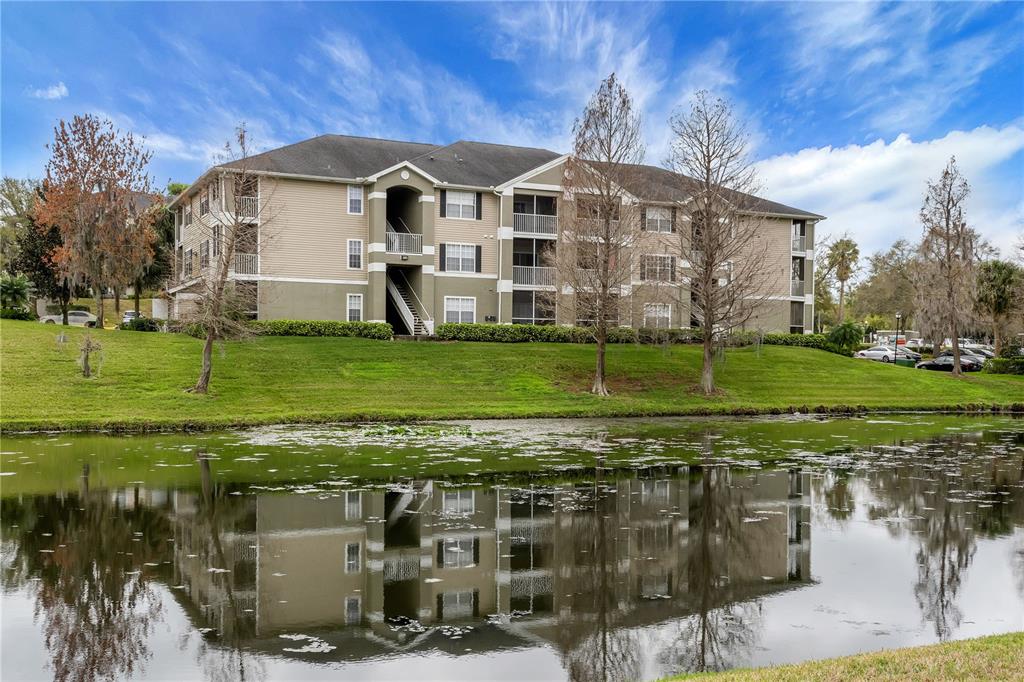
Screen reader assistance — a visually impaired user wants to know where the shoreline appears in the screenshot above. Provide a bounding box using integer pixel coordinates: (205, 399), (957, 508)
(3, 403), (1021, 435)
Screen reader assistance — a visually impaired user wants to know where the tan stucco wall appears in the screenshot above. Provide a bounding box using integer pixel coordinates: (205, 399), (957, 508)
(434, 191), (499, 274)
(260, 178), (370, 280)
(433, 276), (500, 323)
(257, 280), (368, 321)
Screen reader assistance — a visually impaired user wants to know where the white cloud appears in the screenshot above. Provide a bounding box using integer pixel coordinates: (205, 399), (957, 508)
(782, 3), (1021, 135)
(757, 124), (1024, 258)
(29, 81), (69, 100)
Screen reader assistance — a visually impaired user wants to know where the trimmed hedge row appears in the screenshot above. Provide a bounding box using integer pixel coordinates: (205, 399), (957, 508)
(761, 333), (831, 351)
(984, 358), (1024, 375)
(1, 308), (35, 321)
(118, 317), (161, 332)
(249, 319), (394, 340)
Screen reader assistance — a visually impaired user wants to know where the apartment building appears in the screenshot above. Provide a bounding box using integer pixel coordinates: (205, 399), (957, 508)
(167, 134), (823, 334)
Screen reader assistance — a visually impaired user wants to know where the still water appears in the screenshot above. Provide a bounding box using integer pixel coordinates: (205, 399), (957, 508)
(1, 415), (1022, 682)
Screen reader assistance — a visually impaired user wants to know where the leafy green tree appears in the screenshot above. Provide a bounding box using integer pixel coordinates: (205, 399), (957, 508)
(0, 177), (40, 276)
(975, 259), (1022, 354)
(0, 273), (31, 309)
(166, 182), (189, 196)
(852, 239), (916, 325)
(130, 203), (174, 315)
(826, 236), (859, 323)
(827, 321), (863, 356)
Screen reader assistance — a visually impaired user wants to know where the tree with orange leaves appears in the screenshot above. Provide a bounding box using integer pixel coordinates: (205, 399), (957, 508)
(33, 115), (157, 325)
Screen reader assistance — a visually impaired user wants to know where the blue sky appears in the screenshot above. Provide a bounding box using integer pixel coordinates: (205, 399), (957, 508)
(3, 1), (1022, 256)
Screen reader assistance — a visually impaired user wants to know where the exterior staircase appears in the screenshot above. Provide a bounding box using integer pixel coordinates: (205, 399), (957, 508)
(387, 274), (429, 335)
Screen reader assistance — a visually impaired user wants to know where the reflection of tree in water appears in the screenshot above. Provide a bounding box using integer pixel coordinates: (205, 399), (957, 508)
(817, 465), (856, 526)
(557, 462), (642, 682)
(186, 453), (267, 682)
(0, 465), (169, 682)
(659, 434), (760, 675)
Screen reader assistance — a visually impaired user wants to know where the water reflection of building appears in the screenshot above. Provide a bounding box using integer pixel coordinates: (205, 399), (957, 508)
(162, 466), (812, 663)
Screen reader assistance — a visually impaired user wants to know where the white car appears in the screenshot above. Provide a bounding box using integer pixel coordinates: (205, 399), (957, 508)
(39, 310), (97, 327)
(855, 345), (920, 363)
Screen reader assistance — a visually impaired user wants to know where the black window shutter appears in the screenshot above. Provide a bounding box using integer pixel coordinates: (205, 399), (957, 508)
(640, 204), (647, 231)
(670, 256), (676, 282)
(671, 207), (677, 233)
(475, 245), (482, 273)
(472, 538), (480, 564)
(475, 192), (482, 220)
(439, 243), (446, 271)
(439, 190), (447, 218)
(640, 257), (647, 281)
(436, 540), (444, 568)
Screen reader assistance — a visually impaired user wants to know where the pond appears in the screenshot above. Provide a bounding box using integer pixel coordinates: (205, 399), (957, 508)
(1, 415), (1022, 682)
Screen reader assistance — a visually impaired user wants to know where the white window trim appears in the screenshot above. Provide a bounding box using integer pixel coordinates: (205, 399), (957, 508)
(347, 185), (364, 215)
(347, 293), (363, 322)
(644, 303), (672, 328)
(347, 239), (363, 270)
(445, 190), (477, 221)
(643, 254), (675, 282)
(345, 542), (361, 573)
(444, 296), (476, 324)
(444, 242), (477, 273)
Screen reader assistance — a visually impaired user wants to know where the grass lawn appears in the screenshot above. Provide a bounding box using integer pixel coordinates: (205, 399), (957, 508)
(666, 631), (1024, 681)
(1, 319), (1021, 431)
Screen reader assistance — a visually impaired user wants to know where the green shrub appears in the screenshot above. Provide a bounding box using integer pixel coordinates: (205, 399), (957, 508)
(436, 322), (591, 343)
(761, 332), (831, 351)
(250, 319), (393, 340)
(983, 357), (1024, 375)
(119, 317), (161, 332)
(0, 307), (35, 321)
(826, 322), (864, 356)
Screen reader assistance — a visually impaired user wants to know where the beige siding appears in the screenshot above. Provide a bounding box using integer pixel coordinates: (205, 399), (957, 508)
(519, 160), (566, 187)
(434, 191), (499, 274)
(261, 178), (369, 280)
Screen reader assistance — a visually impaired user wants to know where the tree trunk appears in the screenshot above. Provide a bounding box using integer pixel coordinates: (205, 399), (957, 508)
(114, 288), (121, 314)
(60, 285), (71, 326)
(94, 291), (104, 329)
(993, 318), (1002, 356)
(193, 331), (215, 393)
(701, 330), (715, 395)
(837, 281), (846, 323)
(134, 280), (141, 318)
(80, 346), (92, 378)
(592, 325), (608, 396)
(951, 316), (961, 377)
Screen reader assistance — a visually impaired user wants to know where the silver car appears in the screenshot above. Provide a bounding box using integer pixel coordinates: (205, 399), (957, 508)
(39, 310), (97, 327)
(855, 345), (920, 363)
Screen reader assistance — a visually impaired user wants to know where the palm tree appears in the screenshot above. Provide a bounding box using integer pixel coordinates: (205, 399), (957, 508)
(0, 272), (31, 309)
(826, 237), (859, 323)
(975, 259), (1021, 354)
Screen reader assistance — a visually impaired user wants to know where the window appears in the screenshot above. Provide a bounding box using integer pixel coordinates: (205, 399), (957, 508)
(445, 190), (476, 219)
(444, 297), (475, 324)
(176, 246), (184, 277)
(643, 303), (671, 329)
(184, 206), (192, 226)
(645, 207), (672, 233)
(439, 538), (476, 569)
(444, 243), (477, 272)
(345, 542), (361, 573)
(235, 281), (258, 319)
(345, 491), (362, 520)
(439, 589), (476, 620)
(345, 596), (361, 625)
(789, 301), (804, 334)
(641, 254), (676, 282)
(512, 290), (555, 325)
(211, 181), (220, 202)
(186, 249), (194, 275)
(347, 239), (362, 269)
(347, 294), (363, 322)
(347, 185), (363, 214)
(443, 490), (474, 515)
(200, 193), (209, 216)
(200, 240), (210, 268)
(213, 225), (222, 257)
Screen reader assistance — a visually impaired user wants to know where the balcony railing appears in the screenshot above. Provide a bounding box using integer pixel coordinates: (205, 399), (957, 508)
(513, 213), (558, 236)
(239, 196), (258, 218)
(791, 279), (805, 296)
(386, 231), (422, 255)
(513, 265), (556, 287)
(233, 253), (258, 274)
(792, 235), (806, 251)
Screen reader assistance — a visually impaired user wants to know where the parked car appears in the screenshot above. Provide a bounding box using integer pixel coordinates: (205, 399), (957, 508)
(916, 355), (982, 372)
(936, 349), (987, 363)
(121, 310), (140, 325)
(39, 310), (97, 327)
(905, 338), (927, 350)
(855, 345), (920, 363)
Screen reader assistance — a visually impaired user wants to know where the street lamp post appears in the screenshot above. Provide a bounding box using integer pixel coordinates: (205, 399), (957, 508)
(894, 312), (902, 364)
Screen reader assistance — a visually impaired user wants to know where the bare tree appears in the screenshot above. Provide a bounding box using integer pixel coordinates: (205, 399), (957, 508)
(667, 91), (772, 395)
(917, 157), (979, 376)
(176, 125), (275, 393)
(556, 74), (646, 396)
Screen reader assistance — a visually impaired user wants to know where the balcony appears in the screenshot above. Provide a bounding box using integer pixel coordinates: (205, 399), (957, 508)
(791, 279), (805, 296)
(513, 265), (556, 287)
(239, 196), (258, 219)
(792, 235), (806, 251)
(386, 231), (422, 255)
(233, 253), (258, 275)
(513, 213), (558, 237)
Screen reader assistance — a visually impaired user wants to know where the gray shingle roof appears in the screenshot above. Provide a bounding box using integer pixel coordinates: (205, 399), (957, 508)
(221, 134), (441, 180)
(409, 140), (561, 187)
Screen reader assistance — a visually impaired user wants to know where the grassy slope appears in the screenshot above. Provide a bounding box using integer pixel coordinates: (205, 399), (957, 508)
(1, 320), (1021, 431)
(667, 631), (1024, 681)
